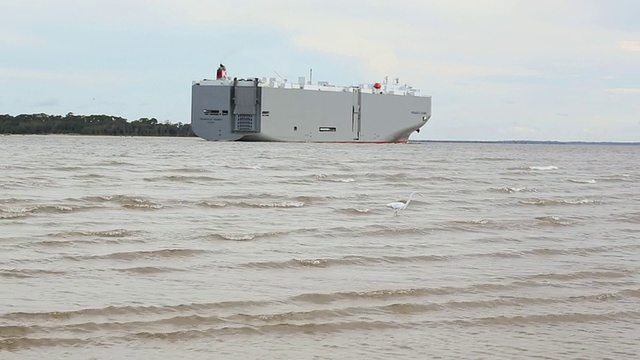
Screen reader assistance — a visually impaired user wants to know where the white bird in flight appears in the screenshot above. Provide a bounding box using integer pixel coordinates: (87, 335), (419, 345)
(386, 191), (420, 216)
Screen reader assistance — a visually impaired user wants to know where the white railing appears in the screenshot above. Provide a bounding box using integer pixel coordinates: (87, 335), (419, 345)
(196, 77), (424, 96)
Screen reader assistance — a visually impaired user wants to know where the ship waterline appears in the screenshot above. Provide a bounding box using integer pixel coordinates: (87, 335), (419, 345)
(191, 76), (432, 142)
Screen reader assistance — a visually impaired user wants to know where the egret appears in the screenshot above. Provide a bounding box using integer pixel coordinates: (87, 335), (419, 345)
(386, 192), (420, 216)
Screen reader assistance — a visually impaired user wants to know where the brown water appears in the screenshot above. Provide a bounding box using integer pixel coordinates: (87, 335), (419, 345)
(1, 135), (639, 359)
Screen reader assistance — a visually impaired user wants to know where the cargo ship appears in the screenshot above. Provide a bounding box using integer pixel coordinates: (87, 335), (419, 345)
(190, 72), (432, 143)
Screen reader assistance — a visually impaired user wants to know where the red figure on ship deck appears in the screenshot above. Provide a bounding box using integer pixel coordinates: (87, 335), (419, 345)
(216, 64), (227, 80)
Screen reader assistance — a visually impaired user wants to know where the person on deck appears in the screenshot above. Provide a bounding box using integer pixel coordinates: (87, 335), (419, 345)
(216, 64), (227, 80)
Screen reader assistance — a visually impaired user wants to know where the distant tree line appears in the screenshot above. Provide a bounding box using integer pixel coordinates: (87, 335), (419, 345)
(0, 113), (195, 136)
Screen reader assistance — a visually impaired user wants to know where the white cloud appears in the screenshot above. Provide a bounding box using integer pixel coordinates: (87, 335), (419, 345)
(0, 0), (154, 26)
(605, 87), (640, 94)
(619, 40), (640, 52)
(0, 66), (135, 86)
(0, 30), (43, 46)
(513, 126), (536, 134)
(144, 0), (609, 84)
(157, 0), (639, 88)
(32, 98), (60, 107)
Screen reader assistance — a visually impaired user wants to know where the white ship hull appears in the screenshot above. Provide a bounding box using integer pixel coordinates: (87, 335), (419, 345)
(191, 77), (432, 143)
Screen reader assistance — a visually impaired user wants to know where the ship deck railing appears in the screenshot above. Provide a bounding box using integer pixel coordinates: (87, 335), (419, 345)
(194, 78), (426, 97)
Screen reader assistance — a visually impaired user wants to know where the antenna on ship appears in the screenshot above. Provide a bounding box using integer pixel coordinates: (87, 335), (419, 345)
(274, 71), (287, 82)
(309, 68), (313, 84)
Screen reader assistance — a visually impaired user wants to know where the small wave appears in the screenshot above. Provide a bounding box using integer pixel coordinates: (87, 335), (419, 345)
(473, 245), (621, 259)
(529, 165), (559, 171)
(2, 315), (227, 344)
(197, 200), (304, 208)
(423, 176), (455, 182)
(439, 219), (500, 232)
(292, 195), (327, 204)
(467, 251), (525, 259)
(114, 266), (183, 274)
(51, 229), (135, 238)
(388, 298), (540, 313)
(242, 255), (449, 269)
(0, 179), (52, 189)
(1, 300), (271, 321)
(0, 197), (32, 204)
(508, 165), (559, 171)
(223, 164), (262, 170)
(0, 325), (37, 337)
(450, 219), (492, 226)
(122, 201), (163, 210)
(223, 193), (285, 200)
(471, 157), (516, 161)
(0, 204), (96, 218)
(616, 212), (640, 224)
(33, 239), (100, 247)
(82, 195), (124, 203)
(597, 174), (633, 182)
(619, 288), (640, 298)
(446, 311), (640, 327)
(195, 201), (226, 208)
(97, 160), (134, 166)
(62, 248), (206, 262)
(142, 175), (222, 183)
(527, 245), (616, 257)
(535, 216), (576, 226)
(567, 293), (621, 302)
(378, 173), (416, 183)
(338, 208), (371, 214)
(206, 231), (288, 241)
(292, 288), (444, 303)
(73, 173), (104, 179)
(52, 166), (84, 171)
(0, 211), (27, 220)
(567, 179), (597, 184)
(172, 167), (208, 173)
(125, 320), (405, 339)
(518, 198), (603, 206)
(81, 195), (163, 209)
(381, 303), (442, 314)
(245, 201), (304, 208)
(291, 281), (544, 304)
(314, 174), (355, 182)
(0, 337), (94, 351)
(0, 268), (67, 279)
(461, 246), (616, 260)
(103, 248), (206, 260)
(491, 187), (537, 193)
(228, 308), (360, 324)
(361, 226), (432, 237)
(528, 269), (634, 281)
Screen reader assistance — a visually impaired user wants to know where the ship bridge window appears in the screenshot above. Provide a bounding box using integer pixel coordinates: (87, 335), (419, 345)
(204, 109), (220, 115)
(222, 110), (229, 115)
(261, 111), (270, 116)
(319, 126), (336, 132)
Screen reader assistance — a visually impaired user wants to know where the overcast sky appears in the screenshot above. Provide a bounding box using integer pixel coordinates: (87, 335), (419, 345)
(1, 0), (638, 141)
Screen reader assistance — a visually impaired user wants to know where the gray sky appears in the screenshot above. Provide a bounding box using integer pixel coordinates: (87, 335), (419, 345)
(1, 0), (639, 141)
